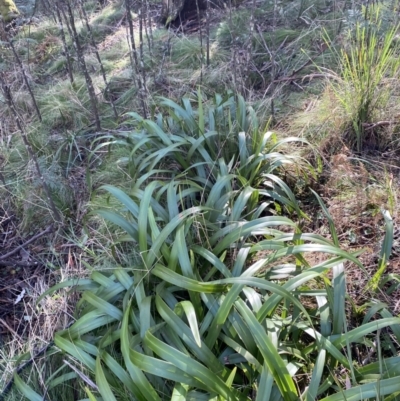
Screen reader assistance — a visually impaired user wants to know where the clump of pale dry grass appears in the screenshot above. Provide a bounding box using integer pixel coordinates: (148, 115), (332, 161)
(0, 256), (84, 394)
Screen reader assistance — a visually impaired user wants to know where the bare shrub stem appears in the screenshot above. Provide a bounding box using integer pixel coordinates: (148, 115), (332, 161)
(63, 0), (101, 131)
(0, 74), (62, 224)
(5, 35), (42, 122)
(125, 0), (148, 117)
(54, 2), (74, 84)
(77, 0), (119, 119)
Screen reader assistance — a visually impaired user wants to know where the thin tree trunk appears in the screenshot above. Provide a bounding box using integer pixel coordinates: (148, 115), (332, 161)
(77, 0), (118, 119)
(5, 33), (42, 121)
(206, 0), (210, 67)
(196, 0), (203, 83)
(145, 0), (153, 55)
(42, 0), (58, 24)
(64, 0), (101, 131)
(54, 2), (74, 84)
(138, 1), (148, 99)
(0, 73), (62, 224)
(125, 0), (148, 118)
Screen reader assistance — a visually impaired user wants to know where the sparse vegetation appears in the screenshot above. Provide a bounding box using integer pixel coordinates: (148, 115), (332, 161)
(1, 0), (400, 400)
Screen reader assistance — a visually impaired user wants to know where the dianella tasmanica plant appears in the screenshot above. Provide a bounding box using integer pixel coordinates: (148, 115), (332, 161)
(27, 92), (400, 401)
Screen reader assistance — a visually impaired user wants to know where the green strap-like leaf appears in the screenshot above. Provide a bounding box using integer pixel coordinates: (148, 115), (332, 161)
(95, 356), (118, 401)
(156, 295), (226, 374)
(144, 331), (246, 401)
(61, 311), (117, 338)
(295, 323), (351, 368)
(319, 375), (400, 401)
(333, 317), (400, 348)
(219, 333), (261, 371)
(175, 300), (201, 347)
(235, 299), (298, 401)
(101, 351), (140, 396)
(82, 291), (123, 321)
(332, 263), (345, 335)
(368, 209), (393, 291)
(139, 295), (153, 339)
(256, 364), (273, 401)
(36, 278), (97, 305)
(84, 386), (100, 401)
(171, 383), (190, 401)
(96, 209), (138, 241)
(13, 372), (43, 401)
(152, 264), (227, 293)
(120, 303), (161, 401)
(100, 185), (140, 218)
(138, 181), (159, 253)
(55, 334), (96, 371)
(191, 245), (232, 278)
(204, 284), (244, 349)
(306, 349), (326, 401)
(130, 349), (208, 391)
(145, 206), (208, 269)
(211, 216), (297, 254)
(311, 189), (339, 246)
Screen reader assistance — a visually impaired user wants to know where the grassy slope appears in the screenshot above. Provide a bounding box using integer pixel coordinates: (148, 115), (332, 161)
(1, 0), (400, 399)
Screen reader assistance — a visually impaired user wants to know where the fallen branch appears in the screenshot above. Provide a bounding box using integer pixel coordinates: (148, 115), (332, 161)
(0, 259), (40, 267)
(0, 225), (53, 261)
(0, 342), (53, 401)
(362, 121), (394, 131)
(273, 72), (340, 83)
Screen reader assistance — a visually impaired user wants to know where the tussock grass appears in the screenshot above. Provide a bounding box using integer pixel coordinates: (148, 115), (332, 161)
(15, 19), (59, 44)
(83, 1), (126, 42)
(37, 78), (94, 130)
(168, 35), (204, 69)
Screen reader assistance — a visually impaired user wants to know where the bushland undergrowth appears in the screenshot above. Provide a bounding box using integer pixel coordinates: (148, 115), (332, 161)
(1, 0), (400, 400)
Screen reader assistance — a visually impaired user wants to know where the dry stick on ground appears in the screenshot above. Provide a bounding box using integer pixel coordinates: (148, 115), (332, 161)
(77, 0), (118, 119)
(0, 74), (62, 224)
(54, 2), (74, 84)
(125, 0), (148, 118)
(0, 259), (40, 267)
(63, 0), (101, 131)
(5, 35), (42, 122)
(362, 121), (393, 131)
(63, 359), (99, 391)
(0, 225), (53, 261)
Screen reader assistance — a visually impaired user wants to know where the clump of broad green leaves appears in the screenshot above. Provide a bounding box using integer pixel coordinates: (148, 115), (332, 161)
(26, 93), (400, 401)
